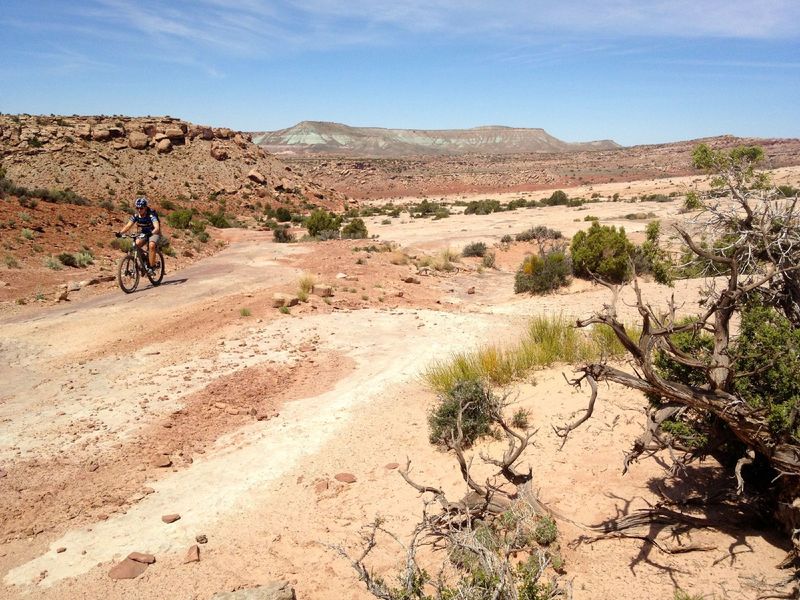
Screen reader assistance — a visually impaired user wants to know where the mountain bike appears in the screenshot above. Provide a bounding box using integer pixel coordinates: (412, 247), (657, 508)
(116, 234), (165, 293)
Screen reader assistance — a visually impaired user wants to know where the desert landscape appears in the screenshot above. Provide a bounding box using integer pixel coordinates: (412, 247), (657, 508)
(2, 109), (800, 600)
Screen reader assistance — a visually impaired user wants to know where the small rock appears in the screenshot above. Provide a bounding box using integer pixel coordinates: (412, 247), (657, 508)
(195, 534), (208, 544)
(334, 472), (357, 484)
(56, 547), (66, 553)
(314, 480), (329, 494)
(401, 276), (420, 284)
(86, 461), (99, 472)
(335, 273), (347, 279)
(109, 558), (148, 579)
(0, 469), (7, 478)
(312, 284), (333, 297)
(161, 514), (181, 524)
(127, 552), (156, 564)
(384, 463), (400, 470)
(467, 286), (475, 294)
(247, 169), (267, 184)
(152, 455), (172, 468)
(225, 407), (239, 416)
(184, 544), (200, 563)
(210, 581), (296, 600)
(272, 293), (299, 308)
(213, 402), (228, 410)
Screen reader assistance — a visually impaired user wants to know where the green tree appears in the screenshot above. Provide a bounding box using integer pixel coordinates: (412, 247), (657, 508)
(570, 222), (634, 283)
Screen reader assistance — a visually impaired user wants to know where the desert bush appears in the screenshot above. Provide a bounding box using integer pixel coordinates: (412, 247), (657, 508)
(110, 237), (133, 252)
(57, 252), (77, 267)
(305, 209), (341, 237)
(532, 516), (558, 546)
(205, 210), (231, 228)
(275, 206), (292, 222)
(341, 217), (368, 239)
(464, 199), (502, 215)
(633, 220), (673, 285)
(44, 256), (62, 270)
(4, 254), (20, 269)
(481, 251), (496, 269)
(99, 199), (114, 210)
(515, 226), (563, 243)
(570, 221), (634, 283)
(541, 190), (569, 206)
(514, 250), (571, 294)
(462, 241), (487, 257)
(273, 225), (294, 243)
(428, 378), (498, 447)
(298, 273), (316, 295)
(166, 208), (194, 229)
(21, 228), (34, 240)
(239, 308), (252, 317)
(501, 234), (513, 244)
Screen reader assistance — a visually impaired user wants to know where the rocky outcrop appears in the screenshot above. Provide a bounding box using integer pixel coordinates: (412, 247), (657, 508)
(0, 114), (349, 212)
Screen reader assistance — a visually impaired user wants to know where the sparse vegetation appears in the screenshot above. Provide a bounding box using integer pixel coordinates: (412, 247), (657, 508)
(462, 241), (488, 257)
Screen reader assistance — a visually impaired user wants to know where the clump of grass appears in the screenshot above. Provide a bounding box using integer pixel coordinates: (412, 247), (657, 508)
(45, 256), (62, 270)
(239, 308), (252, 317)
(298, 273), (316, 296)
(4, 254), (21, 269)
(278, 306), (290, 314)
(532, 516), (558, 546)
(21, 228), (35, 240)
(423, 313), (640, 393)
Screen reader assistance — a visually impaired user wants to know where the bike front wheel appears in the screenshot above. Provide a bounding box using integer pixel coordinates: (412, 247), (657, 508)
(146, 250), (165, 286)
(117, 255), (139, 293)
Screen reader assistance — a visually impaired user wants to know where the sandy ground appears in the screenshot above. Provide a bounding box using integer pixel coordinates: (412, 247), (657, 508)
(0, 177), (793, 599)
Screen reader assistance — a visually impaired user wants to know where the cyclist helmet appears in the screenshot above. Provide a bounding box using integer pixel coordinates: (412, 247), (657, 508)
(135, 197), (148, 209)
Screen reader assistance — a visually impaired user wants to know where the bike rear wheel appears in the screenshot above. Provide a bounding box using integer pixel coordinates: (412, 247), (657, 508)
(117, 255), (139, 293)
(146, 250), (165, 286)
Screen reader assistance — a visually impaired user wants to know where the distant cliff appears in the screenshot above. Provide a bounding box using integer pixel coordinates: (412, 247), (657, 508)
(251, 121), (621, 157)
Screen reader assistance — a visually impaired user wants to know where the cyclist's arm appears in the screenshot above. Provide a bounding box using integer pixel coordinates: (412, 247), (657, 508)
(119, 217), (135, 235)
(151, 214), (161, 235)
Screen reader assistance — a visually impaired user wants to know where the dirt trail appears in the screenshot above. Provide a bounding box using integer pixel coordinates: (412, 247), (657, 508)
(0, 190), (790, 599)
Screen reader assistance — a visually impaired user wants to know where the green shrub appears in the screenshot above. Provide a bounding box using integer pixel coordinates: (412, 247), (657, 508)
(21, 228), (34, 240)
(239, 308), (252, 317)
(273, 226), (294, 243)
(633, 220), (673, 285)
(428, 378), (498, 447)
(305, 209), (341, 237)
(532, 516), (558, 546)
(734, 302), (800, 439)
(541, 190), (569, 206)
(464, 199), (502, 215)
(570, 222), (634, 283)
(57, 252), (77, 267)
(206, 210), (231, 228)
(462, 241), (487, 257)
(275, 207), (292, 222)
(481, 252), (496, 269)
(196, 230), (210, 243)
(341, 217), (368, 239)
(4, 254), (20, 269)
(514, 251), (571, 294)
(501, 234), (513, 244)
(166, 208), (194, 229)
(515, 226), (563, 243)
(110, 237), (133, 252)
(45, 256), (62, 270)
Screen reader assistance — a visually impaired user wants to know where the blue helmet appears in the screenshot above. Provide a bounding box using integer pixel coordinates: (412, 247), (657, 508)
(135, 197), (148, 209)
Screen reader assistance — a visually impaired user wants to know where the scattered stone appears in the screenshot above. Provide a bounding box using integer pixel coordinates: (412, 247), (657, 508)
(0, 469), (7, 478)
(334, 472), (357, 484)
(214, 402), (228, 410)
(312, 284), (333, 297)
(128, 131), (149, 149)
(247, 169), (267, 184)
(272, 293), (299, 308)
(55, 287), (69, 302)
(127, 552), (156, 564)
(156, 138), (172, 153)
(314, 480), (329, 494)
(210, 581), (296, 600)
(384, 463), (400, 470)
(225, 407), (239, 416)
(152, 455), (172, 468)
(467, 286), (476, 294)
(56, 547), (66, 553)
(335, 272), (347, 279)
(185, 544), (200, 563)
(401, 276), (420, 284)
(161, 514), (181, 524)
(108, 558), (148, 580)
(195, 534), (208, 544)
(86, 461), (99, 472)
(210, 142), (228, 161)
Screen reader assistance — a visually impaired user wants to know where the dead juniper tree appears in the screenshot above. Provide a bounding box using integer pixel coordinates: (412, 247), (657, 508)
(332, 382), (569, 600)
(556, 144), (800, 571)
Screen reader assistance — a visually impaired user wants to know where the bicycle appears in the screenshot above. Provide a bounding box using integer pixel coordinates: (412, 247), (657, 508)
(116, 233), (165, 293)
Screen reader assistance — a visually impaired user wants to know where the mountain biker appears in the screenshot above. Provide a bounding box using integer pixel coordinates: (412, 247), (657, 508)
(117, 197), (161, 274)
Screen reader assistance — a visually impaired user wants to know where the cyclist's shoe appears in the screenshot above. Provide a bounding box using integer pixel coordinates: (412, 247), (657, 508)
(146, 266), (155, 276)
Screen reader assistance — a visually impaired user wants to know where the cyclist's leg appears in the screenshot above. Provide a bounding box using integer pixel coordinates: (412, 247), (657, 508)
(147, 235), (158, 268)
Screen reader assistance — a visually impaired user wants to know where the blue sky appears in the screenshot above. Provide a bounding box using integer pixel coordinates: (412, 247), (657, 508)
(1, 1), (798, 146)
